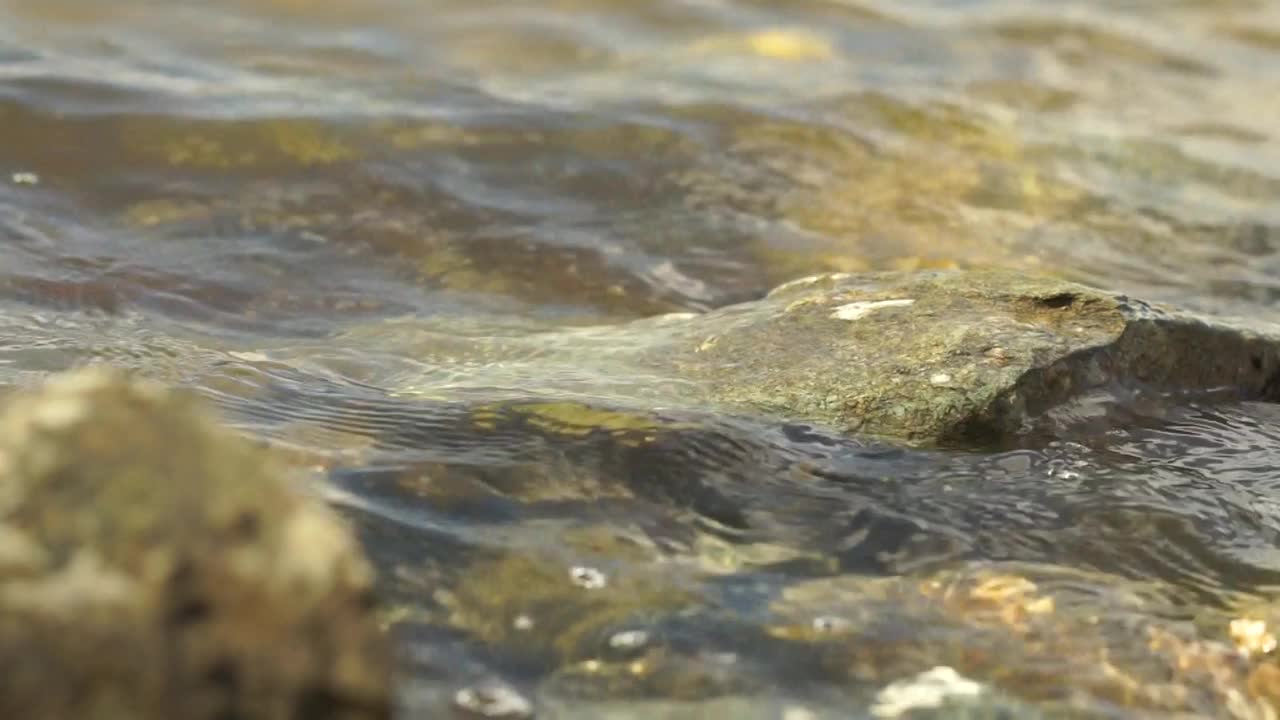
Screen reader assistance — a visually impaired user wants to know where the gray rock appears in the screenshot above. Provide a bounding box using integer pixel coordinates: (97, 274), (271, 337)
(0, 369), (390, 720)
(652, 270), (1280, 443)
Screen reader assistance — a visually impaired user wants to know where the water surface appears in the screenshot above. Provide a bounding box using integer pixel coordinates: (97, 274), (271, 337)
(3, 0), (1280, 716)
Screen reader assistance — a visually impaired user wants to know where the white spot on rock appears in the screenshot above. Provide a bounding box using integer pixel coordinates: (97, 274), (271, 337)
(870, 666), (985, 718)
(831, 298), (915, 321)
(769, 272), (852, 296)
(11, 172), (39, 185)
(1230, 618), (1276, 656)
(811, 615), (851, 633)
(929, 373), (952, 386)
(608, 629), (650, 649)
(453, 680), (533, 718)
(569, 565), (607, 589)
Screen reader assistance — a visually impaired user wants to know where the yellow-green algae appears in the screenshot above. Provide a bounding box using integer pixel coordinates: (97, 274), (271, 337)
(122, 117), (357, 171)
(488, 400), (699, 443)
(681, 97), (1090, 286)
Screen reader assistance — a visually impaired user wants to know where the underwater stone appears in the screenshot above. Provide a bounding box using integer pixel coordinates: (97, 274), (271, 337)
(0, 369), (390, 720)
(765, 562), (1276, 716)
(656, 270), (1280, 443)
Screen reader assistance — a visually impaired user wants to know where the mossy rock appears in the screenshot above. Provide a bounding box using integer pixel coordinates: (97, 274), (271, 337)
(652, 270), (1280, 444)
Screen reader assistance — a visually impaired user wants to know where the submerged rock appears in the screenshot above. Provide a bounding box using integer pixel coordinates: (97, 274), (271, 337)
(766, 562), (1278, 718)
(0, 369), (390, 720)
(655, 270), (1280, 443)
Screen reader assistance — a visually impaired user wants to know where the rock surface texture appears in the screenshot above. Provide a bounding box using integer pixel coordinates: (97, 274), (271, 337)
(658, 270), (1280, 443)
(0, 369), (390, 720)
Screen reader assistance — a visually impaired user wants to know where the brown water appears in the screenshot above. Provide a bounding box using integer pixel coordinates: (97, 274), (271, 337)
(3, 1), (1280, 717)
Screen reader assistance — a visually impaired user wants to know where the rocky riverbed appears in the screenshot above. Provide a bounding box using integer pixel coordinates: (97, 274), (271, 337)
(4, 0), (1280, 717)
(8, 271), (1280, 718)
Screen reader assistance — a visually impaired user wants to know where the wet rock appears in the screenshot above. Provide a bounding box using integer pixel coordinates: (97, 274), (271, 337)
(766, 562), (1278, 717)
(357, 268), (1280, 445)
(435, 552), (698, 668)
(657, 270), (1280, 443)
(0, 369), (390, 720)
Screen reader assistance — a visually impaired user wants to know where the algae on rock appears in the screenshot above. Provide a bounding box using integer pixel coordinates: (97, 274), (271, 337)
(652, 270), (1280, 443)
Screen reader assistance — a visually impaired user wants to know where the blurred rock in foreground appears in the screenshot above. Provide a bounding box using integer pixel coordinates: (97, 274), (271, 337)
(0, 368), (390, 720)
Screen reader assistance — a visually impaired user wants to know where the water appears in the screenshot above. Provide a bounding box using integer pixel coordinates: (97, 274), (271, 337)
(2, 0), (1280, 716)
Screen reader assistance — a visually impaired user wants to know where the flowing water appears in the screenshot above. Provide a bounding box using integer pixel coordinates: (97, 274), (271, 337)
(3, 0), (1280, 717)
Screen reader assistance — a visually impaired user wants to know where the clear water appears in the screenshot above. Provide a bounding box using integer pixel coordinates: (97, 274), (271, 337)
(2, 0), (1280, 716)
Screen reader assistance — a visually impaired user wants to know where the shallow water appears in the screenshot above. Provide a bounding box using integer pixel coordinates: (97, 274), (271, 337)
(3, 0), (1280, 716)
